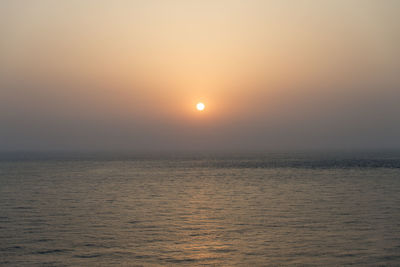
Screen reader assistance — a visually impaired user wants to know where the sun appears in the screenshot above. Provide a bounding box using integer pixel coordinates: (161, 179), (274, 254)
(196, 102), (205, 111)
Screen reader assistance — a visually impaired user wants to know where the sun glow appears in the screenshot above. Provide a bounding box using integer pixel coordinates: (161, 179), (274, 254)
(196, 102), (205, 111)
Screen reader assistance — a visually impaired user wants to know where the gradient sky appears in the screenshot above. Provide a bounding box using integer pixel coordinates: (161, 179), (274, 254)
(1, 0), (399, 151)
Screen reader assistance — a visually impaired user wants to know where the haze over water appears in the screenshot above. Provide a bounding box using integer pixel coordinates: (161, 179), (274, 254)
(1, 0), (400, 151)
(1, 1), (400, 266)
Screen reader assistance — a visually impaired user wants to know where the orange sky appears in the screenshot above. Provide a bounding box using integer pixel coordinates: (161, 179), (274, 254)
(1, 0), (399, 151)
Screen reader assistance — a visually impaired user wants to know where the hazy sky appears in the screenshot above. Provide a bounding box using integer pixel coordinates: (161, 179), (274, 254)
(1, 0), (399, 151)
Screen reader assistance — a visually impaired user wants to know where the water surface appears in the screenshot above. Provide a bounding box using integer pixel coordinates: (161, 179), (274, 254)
(1, 152), (400, 266)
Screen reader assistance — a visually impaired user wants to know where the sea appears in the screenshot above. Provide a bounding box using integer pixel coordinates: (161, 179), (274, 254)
(1, 151), (400, 266)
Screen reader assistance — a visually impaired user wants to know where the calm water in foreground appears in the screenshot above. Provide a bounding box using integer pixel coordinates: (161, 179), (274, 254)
(1, 152), (400, 266)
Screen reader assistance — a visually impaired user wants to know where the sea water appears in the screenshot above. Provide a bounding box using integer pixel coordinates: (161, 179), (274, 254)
(1, 152), (400, 266)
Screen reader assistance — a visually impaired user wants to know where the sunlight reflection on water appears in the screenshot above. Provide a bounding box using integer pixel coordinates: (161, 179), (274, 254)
(1, 153), (400, 266)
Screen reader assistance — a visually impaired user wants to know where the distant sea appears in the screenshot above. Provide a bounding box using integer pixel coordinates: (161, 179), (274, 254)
(1, 152), (400, 266)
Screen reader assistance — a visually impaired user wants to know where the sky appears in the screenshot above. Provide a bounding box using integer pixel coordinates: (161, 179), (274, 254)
(0, 0), (399, 152)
